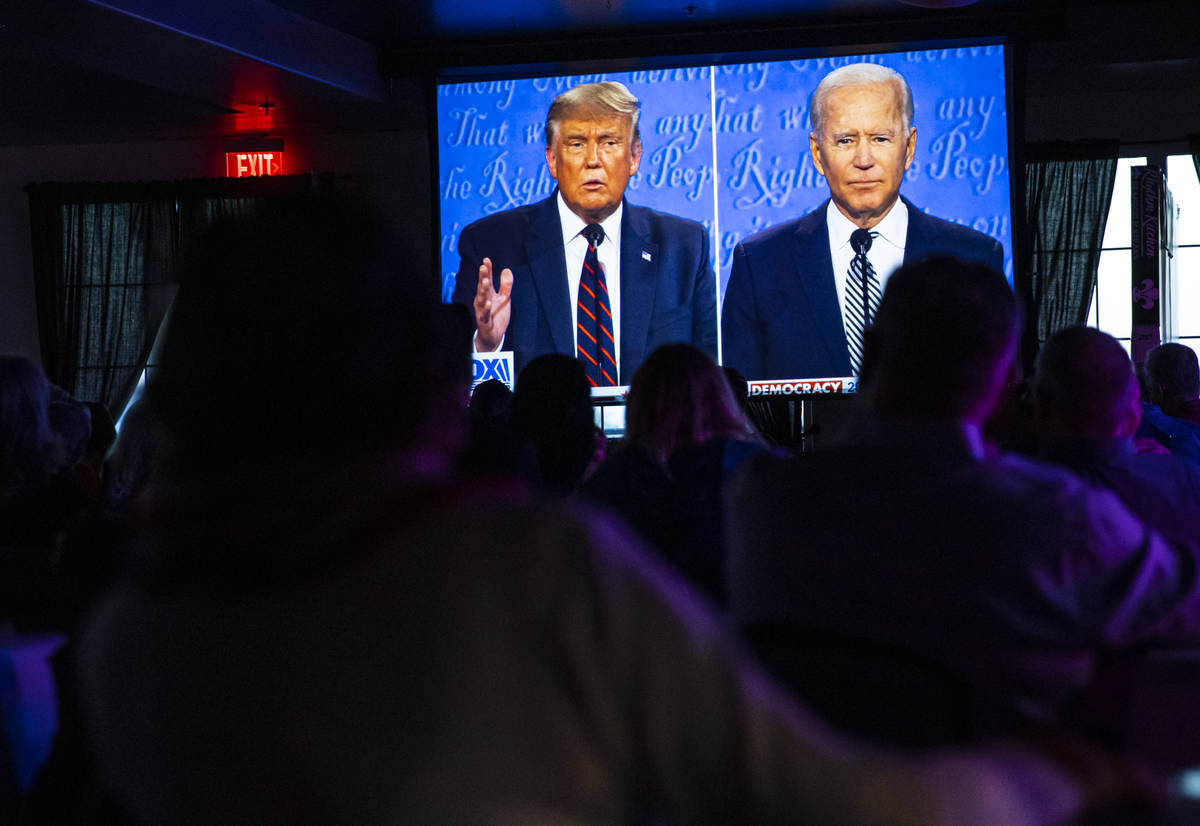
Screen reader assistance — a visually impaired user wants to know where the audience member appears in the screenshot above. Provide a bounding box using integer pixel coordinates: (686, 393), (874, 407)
(1033, 326), (1200, 547)
(509, 353), (601, 494)
(984, 378), (1038, 457)
(1147, 342), (1200, 424)
(0, 359), (102, 820)
(727, 256), (1200, 742)
(458, 378), (539, 484)
(26, 392), (139, 826)
(0, 355), (65, 500)
(587, 343), (766, 603)
(1139, 341), (1200, 464)
(623, 343), (760, 466)
(77, 199), (1140, 826)
(470, 378), (514, 424)
(0, 356), (87, 629)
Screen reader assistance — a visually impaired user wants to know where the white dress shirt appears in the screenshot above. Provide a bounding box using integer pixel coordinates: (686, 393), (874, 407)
(557, 193), (622, 377)
(827, 198), (907, 341)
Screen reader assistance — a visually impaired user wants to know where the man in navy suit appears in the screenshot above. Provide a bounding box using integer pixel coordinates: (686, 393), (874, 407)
(721, 63), (1004, 381)
(453, 82), (716, 385)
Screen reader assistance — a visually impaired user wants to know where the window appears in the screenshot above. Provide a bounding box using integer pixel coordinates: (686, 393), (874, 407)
(1166, 154), (1200, 356)
(28, 177), (318, 432)
(1089, 152), (1200, 362)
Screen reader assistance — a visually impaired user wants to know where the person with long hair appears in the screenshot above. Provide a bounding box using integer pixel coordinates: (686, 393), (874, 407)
(624, 343), (759, 465)
(586, 343), (766, 603)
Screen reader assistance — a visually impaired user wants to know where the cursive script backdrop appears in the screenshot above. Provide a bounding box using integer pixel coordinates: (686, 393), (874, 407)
(437, 46), (1011, 343)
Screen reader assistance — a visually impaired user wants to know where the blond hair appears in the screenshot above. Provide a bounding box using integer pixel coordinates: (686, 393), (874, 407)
(544, 81), (641, 147)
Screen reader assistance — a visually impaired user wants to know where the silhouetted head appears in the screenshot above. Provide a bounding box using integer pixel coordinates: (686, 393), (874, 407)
(1033, 326), (1141, 440)
(860, 255), (1021, 424)
(626, 343), (751, 465)
(149, 193), (469, 470)
(469, 379), (514, 427)
(1144, 342), (1200, 405)
(510, 353), (595, 493)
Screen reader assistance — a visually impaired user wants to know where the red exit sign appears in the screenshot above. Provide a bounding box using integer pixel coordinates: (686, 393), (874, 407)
(226, 151), (283, 177)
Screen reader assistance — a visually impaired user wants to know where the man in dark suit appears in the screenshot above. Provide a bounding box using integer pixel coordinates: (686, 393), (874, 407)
(453, 82), (716, 386)
(721, 63), (1004, 381)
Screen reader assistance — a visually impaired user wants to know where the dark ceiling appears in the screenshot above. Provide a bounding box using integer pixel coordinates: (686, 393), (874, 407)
(0, 0), (1195, 146)
(261, 0), (1028, 44)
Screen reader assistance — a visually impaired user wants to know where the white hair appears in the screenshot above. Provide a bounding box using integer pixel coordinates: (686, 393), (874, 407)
(809, 63), (914, 137)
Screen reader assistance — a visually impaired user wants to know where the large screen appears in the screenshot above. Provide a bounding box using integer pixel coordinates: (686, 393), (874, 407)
(437, 44), (1012, 395)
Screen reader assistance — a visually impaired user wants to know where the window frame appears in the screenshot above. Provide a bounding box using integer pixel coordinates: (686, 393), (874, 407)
(1088, 145), (1200, 361)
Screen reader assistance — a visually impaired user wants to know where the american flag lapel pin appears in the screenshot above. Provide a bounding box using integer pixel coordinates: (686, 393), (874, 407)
(642, 250), (652, 262)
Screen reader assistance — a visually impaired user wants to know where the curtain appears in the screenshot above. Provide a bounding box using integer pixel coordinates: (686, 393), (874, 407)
(1020, 140), (1120, 363)
(1190, 133), (1200, 189)
(27, 183), (177, 413)
(26, 175), (316, 415)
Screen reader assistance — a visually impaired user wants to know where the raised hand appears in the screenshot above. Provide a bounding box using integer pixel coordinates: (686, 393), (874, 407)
(473, 257), (514, 351)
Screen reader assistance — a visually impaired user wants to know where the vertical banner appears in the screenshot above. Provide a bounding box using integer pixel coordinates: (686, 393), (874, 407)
(1130, 165), (1177, 364)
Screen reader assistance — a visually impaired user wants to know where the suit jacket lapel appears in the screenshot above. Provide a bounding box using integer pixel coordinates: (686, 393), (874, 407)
(619, 203), (658, 385)
(900, 196), (933, 263)
(525, 195), (573, 357)
(792, 202), (848, 372)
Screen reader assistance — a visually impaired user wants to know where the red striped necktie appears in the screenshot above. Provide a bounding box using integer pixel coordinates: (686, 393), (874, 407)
(577, 223), (617, 387)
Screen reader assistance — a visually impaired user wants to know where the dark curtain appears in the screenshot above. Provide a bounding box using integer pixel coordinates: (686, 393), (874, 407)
(1190, 133), (1200, 188)
(1020, 140), (1120, 365)
(27, 175), (315, 414)
(26, 184), (176, 413)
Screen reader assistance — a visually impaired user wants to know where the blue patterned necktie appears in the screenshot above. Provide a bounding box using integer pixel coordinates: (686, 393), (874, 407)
(577, 223), (617, 386)
(845, 228), (881, 376)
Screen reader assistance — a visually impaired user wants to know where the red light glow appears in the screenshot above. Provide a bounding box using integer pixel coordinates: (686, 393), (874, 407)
(226, 151), (283, 177)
